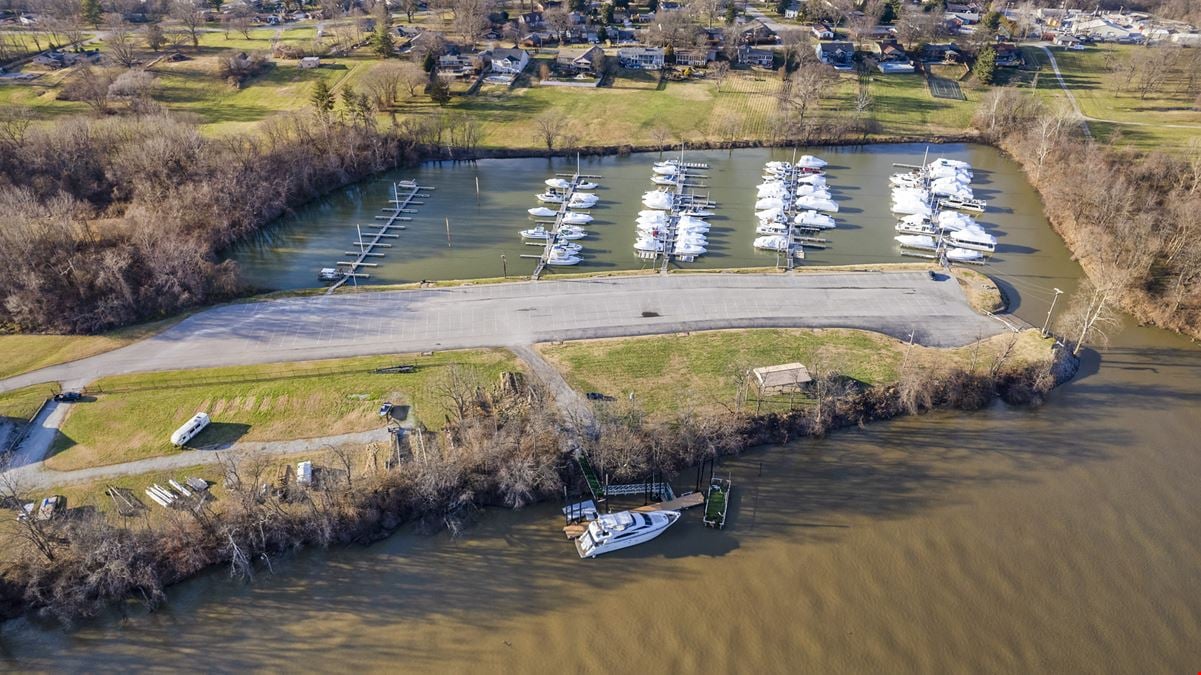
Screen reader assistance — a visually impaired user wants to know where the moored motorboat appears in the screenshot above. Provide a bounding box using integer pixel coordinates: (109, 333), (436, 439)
(575, 510), (681, 558)
(545, 178), (571, 189)
(528, 206), (557, 217)
(561, 212), (593, 225)
(895, 234), (939, 251)
(753, 234), (790, 251)
(536, 192), (564, 204)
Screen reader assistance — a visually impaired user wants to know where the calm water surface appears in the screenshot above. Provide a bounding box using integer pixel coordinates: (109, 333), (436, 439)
(5, 146), (1200, 672)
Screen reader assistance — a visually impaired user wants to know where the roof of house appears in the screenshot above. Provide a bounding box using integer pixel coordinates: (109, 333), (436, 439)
(752, 363), (813, 388)
(491, 47), (527, 60)
(817, 41), (854, 54)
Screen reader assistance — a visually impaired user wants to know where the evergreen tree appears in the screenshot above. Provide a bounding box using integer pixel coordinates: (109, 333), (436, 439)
(775, 0), (789, 17)
(597, 25), (609, 43)
(422, 51), (437, 73)
(81, 0), (103, 28)
(428, 75), (451, 105)
(974, 46), (997, 85)
(370, 2), (394, 58)
(310, 79), (335, 118)
(724, 3), (737, 25)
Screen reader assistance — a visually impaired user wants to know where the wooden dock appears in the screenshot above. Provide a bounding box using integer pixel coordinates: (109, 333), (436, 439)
(530, 166), (602, 280)
(325, 180), (432, 294)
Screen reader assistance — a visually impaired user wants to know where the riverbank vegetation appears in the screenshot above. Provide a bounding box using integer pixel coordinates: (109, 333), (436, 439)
(976, 87), (1201, 341)
(0, 329), (1070, 623)
(45, 349), (518, 472)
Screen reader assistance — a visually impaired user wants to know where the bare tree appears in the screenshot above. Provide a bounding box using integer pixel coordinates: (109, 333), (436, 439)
(171, 0), (207, 50)
(60, 65), (115, 113)
(710, 59), (730, 92)
(534, 110), (568, 153)
(360, 60), (405, 108)
(847, 0), (884, 49)
(106, 16), (141, 68)
(1054, 279), (1121, 356)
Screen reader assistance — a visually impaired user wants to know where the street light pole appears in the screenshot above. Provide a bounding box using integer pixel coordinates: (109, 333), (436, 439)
(501, 254), (507, 279)
(1042, 287), (1064, 337)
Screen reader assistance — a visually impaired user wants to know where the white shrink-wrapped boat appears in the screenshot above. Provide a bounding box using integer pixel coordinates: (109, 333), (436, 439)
(561, 212), (593, 225)
(754, 234), (790, 251)
(795, 195), (838, 212)
(528, 207), (557, 217)
(895, 234), (939, 251)
(794, 210), (836, 229)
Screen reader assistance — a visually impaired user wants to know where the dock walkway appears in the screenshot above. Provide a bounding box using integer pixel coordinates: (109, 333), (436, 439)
(326, 180), (433, 294)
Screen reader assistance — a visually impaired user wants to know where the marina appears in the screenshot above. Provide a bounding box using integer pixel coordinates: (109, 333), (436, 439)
(523, 160), (603, 279)
(888, 152), (996, 266)
(635, 156), (719, 269)
(321, 179), (434, 293)
(752, 153), (837, 266)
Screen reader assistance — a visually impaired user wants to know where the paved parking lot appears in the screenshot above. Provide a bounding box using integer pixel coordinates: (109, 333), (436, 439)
(1, 272), (1005, 390)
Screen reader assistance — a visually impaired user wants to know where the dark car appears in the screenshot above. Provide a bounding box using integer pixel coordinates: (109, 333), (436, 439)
(585, 392), (615, 401)
(53, 391), (82, 402)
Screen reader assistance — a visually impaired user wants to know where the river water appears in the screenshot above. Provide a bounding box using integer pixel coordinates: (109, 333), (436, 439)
(4, 146), (1200, 672)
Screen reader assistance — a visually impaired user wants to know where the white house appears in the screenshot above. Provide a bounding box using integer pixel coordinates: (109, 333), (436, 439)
(299, 56), (321, 69)
(488, 47), (529, 74)
(618, 46), (665, 70)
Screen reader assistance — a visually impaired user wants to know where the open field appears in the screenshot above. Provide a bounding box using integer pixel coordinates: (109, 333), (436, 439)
(44, 348), (518, 472)
(0, 318), (181, 381)
(539, 328), (1052, 417)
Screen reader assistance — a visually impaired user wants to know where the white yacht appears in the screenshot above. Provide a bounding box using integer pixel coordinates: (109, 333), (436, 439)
(576, 510), (681, 558)
(576, 181), (599, 190)
(895, 214), (938, 235)
(545, 178), (571, 189)
(946, 247), (985, 263)
(754, 196), (784, 210)
(794, 210), (836, 229)
(795, 185), (832, 199)
(521, 226), (552, 240)
(754, 234), (790, 251)
(558, 226), (587, 240)
(651, 174), (679, 186)
(795, 195), (838, 213)
(536, 192), (564, 204)
(546, 249), (582, 266)
(797, 173), (826, 186)
(683, 208), (714, 217)
(756, 207), (784, 222)
(561, 212), (593, 225)
(528, 207), (557, 217)
(936, 210), (976, 231)
(652, 164), (679, 175)
(674, 241), (706, 256)
(895, 234), (939, 251)
(796, 154), (828, 169)
(939, 195), (987, 213)
(947, 226), (997, 253)
(757, 222), (789, 235)
(643, 195), (673, 210)
(634, 237), (665, 253)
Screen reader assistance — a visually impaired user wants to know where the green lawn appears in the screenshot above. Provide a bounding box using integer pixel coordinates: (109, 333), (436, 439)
(46, 348), (519, 471)
(540, 328), (1054, 418)
(0, 317), (180, 381)
(0, 383), (59, 422)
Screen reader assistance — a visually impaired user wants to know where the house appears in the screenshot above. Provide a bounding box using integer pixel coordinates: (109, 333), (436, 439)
(874, 40), (914, 73)
(520, 11), (544, 28)
(738, 45), (775, 68)
(557, 44), (605, 74)
(992, 42), (1022, 67)
(618, 46), (665, 70)
(1070, 17), (1137, 41)
(674, 48), (715, 67)
(814, 41), (854, 70)
(740, 19), (777, 45)
(751, 363), (813, 394)
(920, 43), (964, 63)
(783, 3), (801, 19)
(33, 50), (70, 68)
(438, 52), (481, 78)
(811, 22), (834, 40)
(487, 47), (529, 74)
(298, 56), (321, 69)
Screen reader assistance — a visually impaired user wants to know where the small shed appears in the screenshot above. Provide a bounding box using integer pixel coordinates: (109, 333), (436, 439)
(752, 363), (813, 393)
(299, 56), (321, 69)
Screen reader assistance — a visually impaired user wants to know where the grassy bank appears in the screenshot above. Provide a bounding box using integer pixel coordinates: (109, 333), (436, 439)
(45, 348), (519, 472)
(0, 317), (181, 381)
(540, 328), (1053, 418)
(0, 383), (59, 423)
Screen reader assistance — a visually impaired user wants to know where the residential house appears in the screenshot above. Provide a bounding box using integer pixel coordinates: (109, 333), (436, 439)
(438, 51), (481, 78)
(740, 19), (777, 45)
(920, 42), (964, 63)
(557, 44), (605, 74)
(618, 46), (665, 70)
(811, 22), (834, 40)
(814, 41), (854, 70)
(738, 45), (775, 68)
(674, 48), (715, 67)
(487, 47), (529, 74)
(874, 40), (914, 73)
(992, 42), (1022, 67)
(520, 11), (544, 29)
(783, 3), (801, 19)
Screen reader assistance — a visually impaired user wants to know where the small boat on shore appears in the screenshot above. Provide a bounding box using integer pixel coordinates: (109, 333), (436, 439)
(575, 510), (681, 558)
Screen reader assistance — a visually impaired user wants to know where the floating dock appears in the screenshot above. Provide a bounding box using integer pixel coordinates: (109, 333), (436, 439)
(325, 180), (433, 293)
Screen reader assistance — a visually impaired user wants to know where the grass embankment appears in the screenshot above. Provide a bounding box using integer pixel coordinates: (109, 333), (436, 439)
(539, 328), (1053, 418)
(0, 383), (59, 422)
(45, 348), (519, 472)
(0, 317), (179, 381)
(949, 267), (1005, 314)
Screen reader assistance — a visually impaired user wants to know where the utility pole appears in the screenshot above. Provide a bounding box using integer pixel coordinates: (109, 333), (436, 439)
(1042, 287), (1064, 337)
(501, 254), (507, 278)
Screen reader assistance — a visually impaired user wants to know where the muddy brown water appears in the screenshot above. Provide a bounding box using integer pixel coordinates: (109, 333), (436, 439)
(4, 146), (1200, 671)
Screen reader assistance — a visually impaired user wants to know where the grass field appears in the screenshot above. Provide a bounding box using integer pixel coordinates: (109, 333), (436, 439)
(0, 317), (181, 381)
(539, 328), (1053, 417)
(0, 383), (59, 422)
(45, 348), (519, 472)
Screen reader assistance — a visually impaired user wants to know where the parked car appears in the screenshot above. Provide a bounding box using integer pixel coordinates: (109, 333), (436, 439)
(585, 392), (615, 401)
(53, 391), (81, 402)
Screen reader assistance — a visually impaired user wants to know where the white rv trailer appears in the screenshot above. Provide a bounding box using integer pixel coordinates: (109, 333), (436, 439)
(170, 412), (211, 446)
